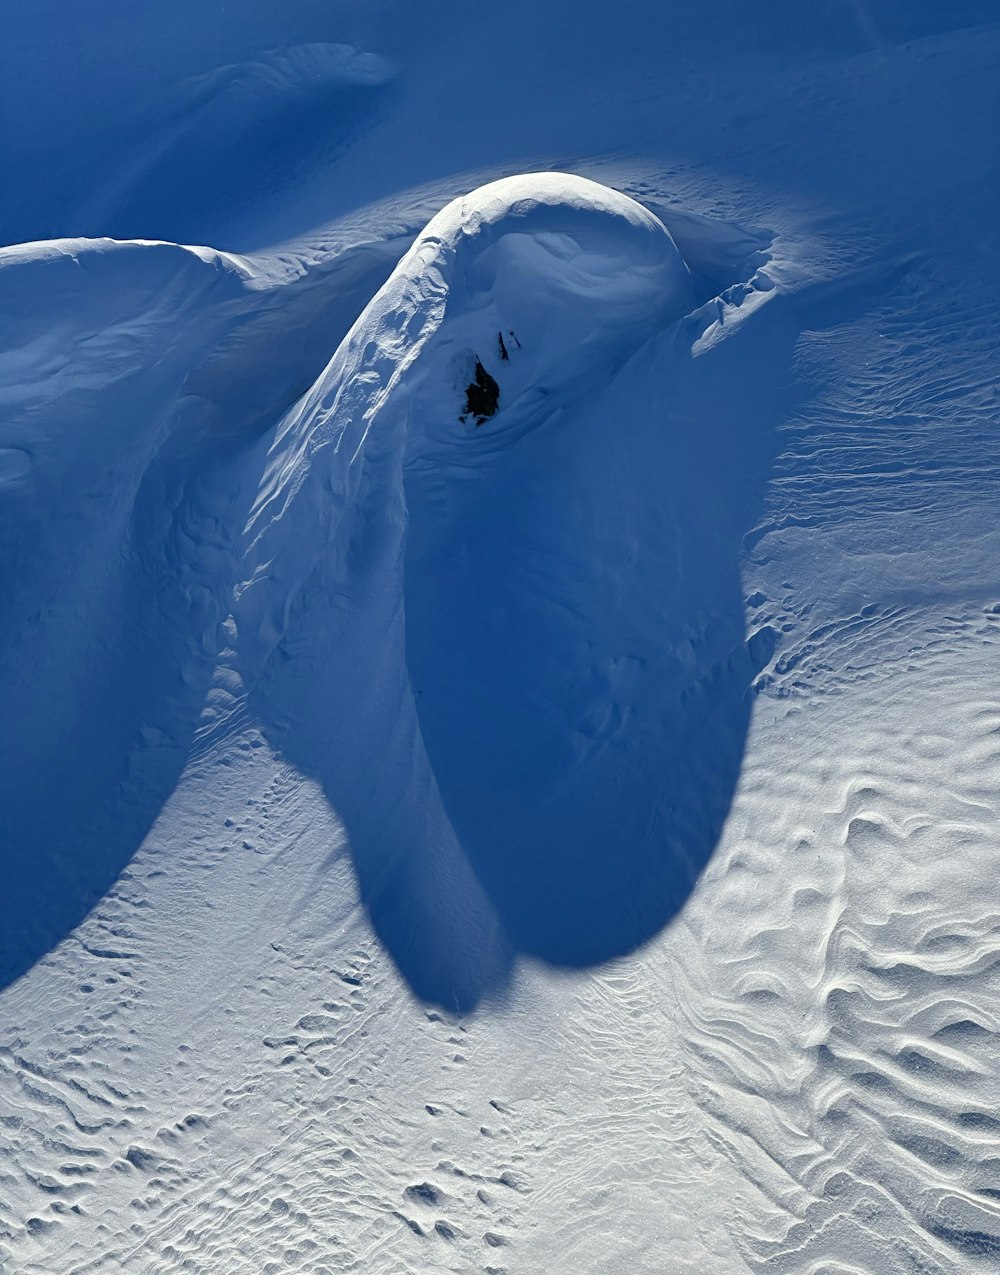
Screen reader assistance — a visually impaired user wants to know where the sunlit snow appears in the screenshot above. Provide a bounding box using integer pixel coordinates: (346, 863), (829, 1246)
(2, 3), (998, 1272)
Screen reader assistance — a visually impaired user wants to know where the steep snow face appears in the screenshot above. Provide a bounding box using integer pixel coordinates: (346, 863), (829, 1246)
(240, 173), (691, 642)
(235, 173), (754, 1006)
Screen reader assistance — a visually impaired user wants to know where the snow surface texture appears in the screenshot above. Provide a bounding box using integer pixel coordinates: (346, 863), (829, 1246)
(2, 2), (999, 1272)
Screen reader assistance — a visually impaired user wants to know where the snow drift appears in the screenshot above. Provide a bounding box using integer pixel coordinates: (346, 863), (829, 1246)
(234, 173), (771, 1006)
(4, 3), (999, 1271)
(0, 174), (777, 1009)
(238, 172), (693, 656)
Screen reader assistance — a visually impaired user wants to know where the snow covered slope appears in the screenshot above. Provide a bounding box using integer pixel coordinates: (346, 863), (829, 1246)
(231, 173), (716, 1006)
(1, 2), (998, 1272)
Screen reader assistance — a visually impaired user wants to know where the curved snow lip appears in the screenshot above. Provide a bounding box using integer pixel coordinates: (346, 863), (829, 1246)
(239, 172), (693, 659)
(0, 173), (782, 1008)
(405, 172), (695, 451)
(417, 170), (687, 265)
(0, 225), (414, 993)
(240, 172), (780, 1008)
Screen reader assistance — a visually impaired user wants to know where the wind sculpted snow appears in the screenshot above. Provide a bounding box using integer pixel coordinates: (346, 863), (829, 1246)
(3, 5), (998, 1268)
(0, 175), (781, 1006)
(0, 230), (401, 987)
(235, 173), (778, 1006)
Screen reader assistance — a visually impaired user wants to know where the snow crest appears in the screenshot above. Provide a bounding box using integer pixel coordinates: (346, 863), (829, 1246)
(238, 172), (691, 662)
(232, 174), (752, 1009)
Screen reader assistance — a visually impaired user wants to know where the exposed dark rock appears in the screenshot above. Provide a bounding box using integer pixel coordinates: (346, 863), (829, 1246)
(464, 359), (500, 425)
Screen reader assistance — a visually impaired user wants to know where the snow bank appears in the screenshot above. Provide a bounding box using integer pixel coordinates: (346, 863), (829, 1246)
(240, 172), (691, 654)
(235, 173), (763, 1003)
(0, 237), (255, 985)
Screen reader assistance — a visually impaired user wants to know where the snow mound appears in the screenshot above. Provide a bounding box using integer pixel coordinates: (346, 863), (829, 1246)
(237, 174), (762, 1005)
(241, 172), (691, 649)
(0, 237), (258, 985)
(0, 174), (766, 1009)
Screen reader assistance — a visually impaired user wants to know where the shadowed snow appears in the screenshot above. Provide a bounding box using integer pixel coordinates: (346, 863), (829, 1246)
(235, 173), (775, 1006)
